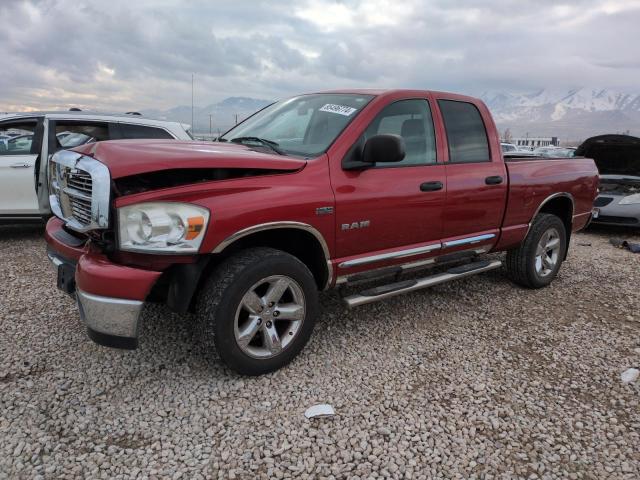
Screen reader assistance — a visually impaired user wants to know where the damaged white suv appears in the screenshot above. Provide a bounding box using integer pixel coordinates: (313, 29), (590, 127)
(0, 111), (192, 224)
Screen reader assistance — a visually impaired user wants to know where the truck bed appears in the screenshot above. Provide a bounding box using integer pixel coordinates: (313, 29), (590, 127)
(496, 156), (599, 250)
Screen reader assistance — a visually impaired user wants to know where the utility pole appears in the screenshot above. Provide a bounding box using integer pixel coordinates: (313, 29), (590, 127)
(209, 114), (213, 136)
(191, 73), (195, 135)
(234, 113), (238, 125)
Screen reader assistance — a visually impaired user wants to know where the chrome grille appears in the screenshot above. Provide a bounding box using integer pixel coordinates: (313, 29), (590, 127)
(69, 192), (92, 225)
(66, 170), (93, 194)
(63, 169), (93, 227)
(49, 150), (111, 232)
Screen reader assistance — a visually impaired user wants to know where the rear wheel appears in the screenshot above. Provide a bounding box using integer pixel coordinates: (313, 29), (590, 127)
(196, 247), (318, 375)
(505, 213), (567, 288)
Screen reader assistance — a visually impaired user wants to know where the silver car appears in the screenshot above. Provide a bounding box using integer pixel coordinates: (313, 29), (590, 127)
(576, 134), (640, 227)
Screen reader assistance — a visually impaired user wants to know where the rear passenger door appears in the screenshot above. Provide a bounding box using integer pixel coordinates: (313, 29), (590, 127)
(435, 98), (507, 250)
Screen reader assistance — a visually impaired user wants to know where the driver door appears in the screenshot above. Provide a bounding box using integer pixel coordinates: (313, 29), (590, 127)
(330, 98), (446, 276)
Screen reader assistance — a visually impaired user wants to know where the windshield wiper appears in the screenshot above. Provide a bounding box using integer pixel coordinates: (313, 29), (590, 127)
(228, 136), (284, 155)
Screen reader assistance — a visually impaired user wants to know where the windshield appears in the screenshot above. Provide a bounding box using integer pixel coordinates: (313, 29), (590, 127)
(219, 93), (374, 157)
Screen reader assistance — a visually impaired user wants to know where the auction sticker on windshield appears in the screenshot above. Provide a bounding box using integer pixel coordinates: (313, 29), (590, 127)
(319, 104), (358, 116)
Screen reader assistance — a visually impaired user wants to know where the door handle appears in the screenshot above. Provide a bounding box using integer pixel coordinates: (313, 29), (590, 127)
(10, 163), (31, 169)
(485, 175), (503, 185)
(420, 181), (443, 192)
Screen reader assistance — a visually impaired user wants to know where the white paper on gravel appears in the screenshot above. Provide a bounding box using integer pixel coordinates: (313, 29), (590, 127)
(621, 368), (639, 384)
(305, 404), (335, 419)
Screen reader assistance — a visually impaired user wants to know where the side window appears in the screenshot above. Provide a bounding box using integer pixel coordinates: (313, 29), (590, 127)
(54, 122), (110, 151)
(364, 99), (437, 166)
(120, 124), (174, 139)
(0, 121), (38, 156)
(438, 100), (490, 163)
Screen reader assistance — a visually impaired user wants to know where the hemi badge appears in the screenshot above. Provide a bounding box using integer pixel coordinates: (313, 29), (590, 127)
(316, 206), (334, 216)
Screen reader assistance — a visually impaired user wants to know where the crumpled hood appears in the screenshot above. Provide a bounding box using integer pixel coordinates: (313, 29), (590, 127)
(72, 139), (307, 179)
(576, 134), (640, 177)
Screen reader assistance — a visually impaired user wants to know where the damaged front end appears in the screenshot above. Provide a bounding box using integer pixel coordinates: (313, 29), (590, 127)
(113, 167), (292, 196)
(598, 176), (640, 197)
(593, 176), (640, 226)
(577, 134), (640, 227)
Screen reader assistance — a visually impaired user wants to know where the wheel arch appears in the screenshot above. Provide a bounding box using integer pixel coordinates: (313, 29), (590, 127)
(212, 222), (333, 291)
(529, 193), (574, 259)
(160, 222), (332, 314)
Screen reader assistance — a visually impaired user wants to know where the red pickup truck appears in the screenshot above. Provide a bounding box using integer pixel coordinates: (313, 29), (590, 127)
(45, 89), (598, 375)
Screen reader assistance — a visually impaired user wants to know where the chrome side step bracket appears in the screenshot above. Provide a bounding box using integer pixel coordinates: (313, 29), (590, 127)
(343, 259), (502, 308)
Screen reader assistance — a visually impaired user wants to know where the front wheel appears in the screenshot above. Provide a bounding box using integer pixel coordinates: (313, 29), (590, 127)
(196, 247), (318, 375)
(505, 213), (567, 288)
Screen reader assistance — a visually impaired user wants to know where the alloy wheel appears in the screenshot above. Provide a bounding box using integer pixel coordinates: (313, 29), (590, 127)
(233, 275), (306, 359)
(534, 227), (561, 277)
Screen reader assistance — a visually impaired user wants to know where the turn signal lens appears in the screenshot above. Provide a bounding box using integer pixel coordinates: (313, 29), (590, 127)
(186, 216), (205, 240)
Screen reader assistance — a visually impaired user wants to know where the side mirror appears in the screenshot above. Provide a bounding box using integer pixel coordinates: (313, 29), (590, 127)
(342, 134), (406, 170)
(363, 134), (405, 164)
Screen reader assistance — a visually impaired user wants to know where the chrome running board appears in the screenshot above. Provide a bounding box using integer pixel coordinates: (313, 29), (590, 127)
(343, 259), (502, 308)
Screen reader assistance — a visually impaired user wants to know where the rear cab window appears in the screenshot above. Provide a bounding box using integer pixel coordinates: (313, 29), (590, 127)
(438, 100), (490, 163)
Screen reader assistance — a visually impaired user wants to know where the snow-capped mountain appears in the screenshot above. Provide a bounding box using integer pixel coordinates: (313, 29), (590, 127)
(142, 97), (273, 135)
(481, 88), (640, 141)
(142, 89), (640, 141)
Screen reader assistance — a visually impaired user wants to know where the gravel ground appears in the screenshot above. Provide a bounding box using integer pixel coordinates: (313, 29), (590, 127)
(1, 224), (639, 479)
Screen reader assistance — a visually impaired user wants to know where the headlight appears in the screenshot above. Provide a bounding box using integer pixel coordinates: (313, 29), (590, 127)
(118, 202), (209, 253)
(619, 193), (640, 205)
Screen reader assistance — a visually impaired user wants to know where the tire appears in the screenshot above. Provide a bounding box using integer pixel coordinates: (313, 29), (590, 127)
(195, 247), (319, 375)
(505, 213), (567, 289)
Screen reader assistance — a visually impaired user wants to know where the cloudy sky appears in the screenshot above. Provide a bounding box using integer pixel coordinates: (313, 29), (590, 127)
(1, 0), (640, 112)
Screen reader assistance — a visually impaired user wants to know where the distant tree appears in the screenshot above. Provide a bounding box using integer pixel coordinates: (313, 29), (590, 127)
(502, 128), (513, 143)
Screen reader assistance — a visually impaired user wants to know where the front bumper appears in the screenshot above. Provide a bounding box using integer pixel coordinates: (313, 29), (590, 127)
(46, 217), (162, 349)
(592, 194), (640, 227)
(77, 290), (144, 349)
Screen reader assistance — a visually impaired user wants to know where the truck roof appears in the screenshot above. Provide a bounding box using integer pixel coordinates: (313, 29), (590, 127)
(311, 88), (481, 103)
